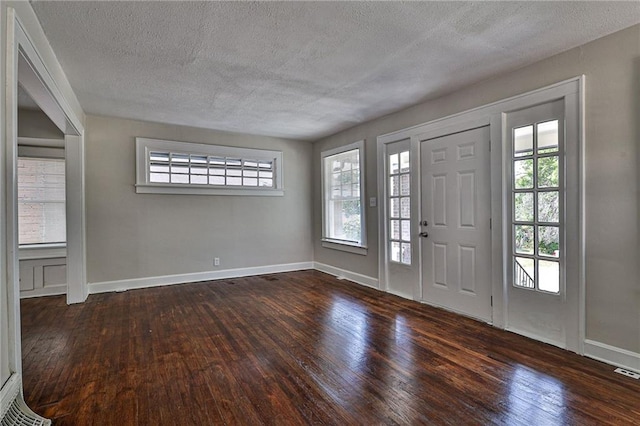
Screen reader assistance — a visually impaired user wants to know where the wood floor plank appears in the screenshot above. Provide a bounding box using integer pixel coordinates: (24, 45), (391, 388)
(20, 270), (640, 425)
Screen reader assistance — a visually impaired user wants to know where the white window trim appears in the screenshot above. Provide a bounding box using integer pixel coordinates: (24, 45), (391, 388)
(18, 145), (64, 159)
(320, 140), (367, 254)
(321, 240), (368, 255)
(19, 244), (67, 260)
(18, 136), (65, 149)
(135, 137), (284, 196)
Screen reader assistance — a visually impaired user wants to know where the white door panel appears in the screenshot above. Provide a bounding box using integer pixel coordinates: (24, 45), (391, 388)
(420, 126), (492, 322)
(383, 139), (419, 299)
(505, 100), (569, 348)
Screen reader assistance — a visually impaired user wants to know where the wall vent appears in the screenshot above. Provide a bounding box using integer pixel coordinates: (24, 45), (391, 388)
(0, 374), (50, 426)
(1, 398), (50, 426)
(614, 368), (640, 380)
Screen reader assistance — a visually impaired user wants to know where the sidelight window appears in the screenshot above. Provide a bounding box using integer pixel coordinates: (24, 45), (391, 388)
(512, 120), (562, 293)
(388, 149), (411, 265)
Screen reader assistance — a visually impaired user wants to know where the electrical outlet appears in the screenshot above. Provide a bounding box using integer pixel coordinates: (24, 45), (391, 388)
(214, 257), (220, 266)
(614, 368), (640, 379)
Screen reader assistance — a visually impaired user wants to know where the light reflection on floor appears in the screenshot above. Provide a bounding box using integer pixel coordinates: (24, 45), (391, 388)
(312, 295), (370, 411)
(328, 296), (369, 372)
(505, 365), (567, 425)
(319, 296), (422, 419)
(385, 314), (421, 420)
(392, 314), (414, 372)
(22, 329), (71, 387)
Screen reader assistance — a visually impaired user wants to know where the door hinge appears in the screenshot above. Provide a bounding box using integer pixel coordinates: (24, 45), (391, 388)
(489, 218), (492, 229)
(491, 296), (493, 306)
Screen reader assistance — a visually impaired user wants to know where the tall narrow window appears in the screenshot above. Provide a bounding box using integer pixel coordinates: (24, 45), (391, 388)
(18, 157), (66, 245)
(321, 141), (366, 252)
(388, 149), (411, 265)
(512, 120), (562, 293)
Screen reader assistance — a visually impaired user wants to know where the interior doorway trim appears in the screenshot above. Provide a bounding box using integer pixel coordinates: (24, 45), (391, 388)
(5, 6), (86, 381)
(378, 76), (585, 353)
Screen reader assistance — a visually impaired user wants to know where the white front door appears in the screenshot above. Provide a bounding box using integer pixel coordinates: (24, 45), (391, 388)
(420, 126), (492, 322)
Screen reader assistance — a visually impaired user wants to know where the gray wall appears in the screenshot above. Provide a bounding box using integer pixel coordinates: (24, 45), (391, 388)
(85, 115), (313, 283)
(313, 25), (640, 353)
(18, 108), (64, 139)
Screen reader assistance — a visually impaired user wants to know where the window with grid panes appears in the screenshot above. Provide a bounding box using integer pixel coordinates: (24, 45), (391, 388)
(321, 141), (366, 248)
(18, 157), (66, 245)
(388, 150), (411, 264)
(512, 120), (562, 293)
(148, 153), (274, 187)
(136, 138), (283, 196)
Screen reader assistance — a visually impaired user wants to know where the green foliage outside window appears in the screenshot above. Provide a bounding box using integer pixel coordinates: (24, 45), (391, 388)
(341, 200), (361, 242)
(514, 155), (559, 257)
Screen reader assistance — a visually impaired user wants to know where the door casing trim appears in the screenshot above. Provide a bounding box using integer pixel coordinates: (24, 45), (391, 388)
(4, 5), (87, 388)
(377, 76), (585, 354)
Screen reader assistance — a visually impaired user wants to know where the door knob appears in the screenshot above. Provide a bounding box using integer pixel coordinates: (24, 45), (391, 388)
(419, 231), (429, 238)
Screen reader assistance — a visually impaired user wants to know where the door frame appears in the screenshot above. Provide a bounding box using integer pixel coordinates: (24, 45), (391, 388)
(377, 77), (585, 353)
(4, 6), (87, 383)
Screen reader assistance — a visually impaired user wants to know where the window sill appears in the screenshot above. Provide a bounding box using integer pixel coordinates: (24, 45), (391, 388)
(19, 244), (67, 260)
(321, 240), (368, 256)
(135, 184), (284, 197)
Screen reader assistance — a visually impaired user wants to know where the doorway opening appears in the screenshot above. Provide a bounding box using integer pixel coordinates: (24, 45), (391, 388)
(3, 7), (87, 421)
(16, 87), (68, 299)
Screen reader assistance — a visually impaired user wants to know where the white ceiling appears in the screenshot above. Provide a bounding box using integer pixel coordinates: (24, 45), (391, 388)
(31, 1), (640, 141)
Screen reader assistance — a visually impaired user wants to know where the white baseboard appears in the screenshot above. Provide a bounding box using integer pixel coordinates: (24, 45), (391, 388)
(387, 288), (413, 300)
(88, 261), (380, 296)
(88, 262), (314, 294)
(20, 285), (66, 299)
(313, 262), (379, 289)
(584, 339), (640, 373)
(505, 327), (566, 350)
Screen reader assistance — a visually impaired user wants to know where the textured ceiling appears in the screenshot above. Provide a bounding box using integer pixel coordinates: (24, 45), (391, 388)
(31, 1), (640, 141)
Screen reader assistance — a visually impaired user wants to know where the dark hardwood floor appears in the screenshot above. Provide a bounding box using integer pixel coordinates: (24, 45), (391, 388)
(20, 270), (640, 425)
